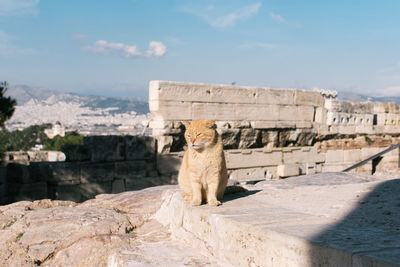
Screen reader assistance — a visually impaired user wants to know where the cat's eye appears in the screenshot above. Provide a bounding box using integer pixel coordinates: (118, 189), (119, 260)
(196, 133), (202, 137)
(187, 134), (191, 138)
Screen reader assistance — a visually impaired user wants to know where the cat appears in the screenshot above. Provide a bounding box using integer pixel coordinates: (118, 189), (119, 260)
(178, 119), (228, 206)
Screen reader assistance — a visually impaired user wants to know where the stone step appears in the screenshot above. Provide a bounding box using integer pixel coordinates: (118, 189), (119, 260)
(154, 172), (400, 266)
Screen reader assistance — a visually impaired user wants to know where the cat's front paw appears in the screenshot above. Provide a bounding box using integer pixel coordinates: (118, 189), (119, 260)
(208, 199), (221, 206)
(191, 198), (202, 206)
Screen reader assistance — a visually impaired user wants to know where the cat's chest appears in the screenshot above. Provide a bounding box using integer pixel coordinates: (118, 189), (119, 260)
(189, 152), (219, 172)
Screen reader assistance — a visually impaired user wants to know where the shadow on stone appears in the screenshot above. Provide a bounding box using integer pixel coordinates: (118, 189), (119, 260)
(222, 189), (262, 203)
(309, 179), (400, 266)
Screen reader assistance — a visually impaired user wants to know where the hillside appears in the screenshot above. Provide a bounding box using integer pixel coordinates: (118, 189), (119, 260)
(4, 85), (150, 134)
(6, 85), (149, 114)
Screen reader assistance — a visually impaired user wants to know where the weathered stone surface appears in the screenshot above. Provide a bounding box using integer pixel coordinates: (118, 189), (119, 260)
(80, 162), (115, 183)
(277, 164), (300, 177)
(238, 128), (260, 149)
(294, 90), (324, 106)
(149, 100), (192, 121)
(156, 173), (400, 266)
(0, 186), (222, 267)
(2, 173), (400, 266)
(220, 128), (241, 149)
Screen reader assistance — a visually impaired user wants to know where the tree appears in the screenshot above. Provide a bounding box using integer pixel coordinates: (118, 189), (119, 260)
(0, 81), (17, 128)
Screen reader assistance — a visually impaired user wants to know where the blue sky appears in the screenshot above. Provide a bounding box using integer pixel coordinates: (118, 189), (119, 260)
(1, 0), (400, 99)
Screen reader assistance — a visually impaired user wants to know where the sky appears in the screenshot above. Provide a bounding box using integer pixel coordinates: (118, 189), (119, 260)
(1, 0), (400, 99)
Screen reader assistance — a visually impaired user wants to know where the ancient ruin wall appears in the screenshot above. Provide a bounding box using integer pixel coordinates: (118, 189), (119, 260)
(0, 136), (177, 205)
(149, 81), (400, 179)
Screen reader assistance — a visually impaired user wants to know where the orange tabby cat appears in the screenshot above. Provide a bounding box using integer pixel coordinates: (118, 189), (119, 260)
(178, 119), (228, 206)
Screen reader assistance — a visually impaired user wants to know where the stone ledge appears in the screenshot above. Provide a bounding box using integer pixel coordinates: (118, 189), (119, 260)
(155, 173), (400, 266)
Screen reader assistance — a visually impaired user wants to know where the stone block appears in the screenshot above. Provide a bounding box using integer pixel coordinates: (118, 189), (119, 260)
(294, 90), (324, 106)
(80, 162), (115, 183)
(275, 121), (296, 128)
(150, 80), (210, 102)
(115, 161), (147, 180)
(343, 149), (361, 163)
(0, 167), (6, 184)
(157, 153), (183, 176)
(315, 107), (327, 124)
(225, 149), (282, 169)
(50, 184), (82, 202)
(383, 125), (400, 135)
(228, 167), (273, 181)
(355, 125), (374, 134)
(6, 163), (31, 183)
(0, 182), (6, 199)
(112, 179), (126, 193)
(149, 100), (192, 121)
(125, 136), (156, 160)
(361, 147), (382, 159)
(192, 103), (236, 120)
(238, 128), (260, 149)
(210, 85), (257, 104)
(325, 150), (344, 163)
(150, 80), (259, 104)
(295, 121), (313, 129)
(279, 105), (314, 121)
(7, 182), (48, 202)
(321, 163), (347, 172)
(255, 88), (294, 105)
(373, 101), (399, 114)
(325, 99), (373, 114)
(34, 162), (80, 185)
(62, 144), (90, 162)
(235, 104), (280, 121)
(326, 112), (339, 125)
(283, 146), (324, 164)
(0, 196), (7, 205)
(156, 135), (174, 154)
(337, 126), (356, 135)
(373, 102), (387, 114)
(251, 121), (277, 129)
(79, 182), (112, 200)
(47, 151), (66, 162)
(305, 162), (316, 175)
(220, 129), (241, 149)
(84, 136), (126, 162)
(277, 164), (300, 178)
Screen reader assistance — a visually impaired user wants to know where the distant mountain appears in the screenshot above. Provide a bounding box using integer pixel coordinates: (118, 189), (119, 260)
(5, 85), (149, 114)
(338, 91), (400, 105)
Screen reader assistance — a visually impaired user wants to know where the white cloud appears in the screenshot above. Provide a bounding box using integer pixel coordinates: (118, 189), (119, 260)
(83, 40), (167, 58)
(0, 0), (39, 16)
(240, 42), (276, 49)
(182, 2), (262, 28)
(270, 12), (286, 23)
(270, 12), (301, 28)
(145, 41), (167, 57)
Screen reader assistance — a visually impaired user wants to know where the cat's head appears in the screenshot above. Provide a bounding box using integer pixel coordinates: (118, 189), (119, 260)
(183, 119), (216, 151)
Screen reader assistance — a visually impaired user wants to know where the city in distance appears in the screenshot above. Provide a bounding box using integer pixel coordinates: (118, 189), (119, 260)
(5, 85), (150, 136)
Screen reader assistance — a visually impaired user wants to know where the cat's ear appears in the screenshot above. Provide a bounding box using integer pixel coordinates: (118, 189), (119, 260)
(205, 120), (216, 129)
(182, 121), (191, 128)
